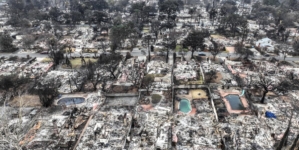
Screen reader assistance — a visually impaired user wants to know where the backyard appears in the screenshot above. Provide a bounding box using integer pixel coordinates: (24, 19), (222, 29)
(61, 58), (98, 69)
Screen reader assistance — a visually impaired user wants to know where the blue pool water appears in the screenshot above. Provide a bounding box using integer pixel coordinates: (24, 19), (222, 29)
(57, 97), (85, 106)
(180, 99), (191, 113)
(225, 95), (245, 110)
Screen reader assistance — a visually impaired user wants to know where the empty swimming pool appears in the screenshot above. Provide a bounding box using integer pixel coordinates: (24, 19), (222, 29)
(180, 99), (191, 113)
(225, 95), (245, 110)
(57, 97), (85, 106)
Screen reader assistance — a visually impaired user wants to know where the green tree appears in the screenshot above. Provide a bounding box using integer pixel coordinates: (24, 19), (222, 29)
(263, 0), (280, 6)
(143, 34), (152, 61)
(22, 35), (36, 51)
(219, 2), (238, 16)
(37, 78), (60, 107)
(130, 2), (145, 23)
(109, 22), (136, 50)
(0, 34), (17, 52)
(159, 0), (180, 21)
(244, 0), (251, 4)
(142, 74), (155, 95)
(209, 8), (218, 25)
(5, 15), (31, 27)
(182, 30), (210, 58)
(7, 0), (25, 17)
(70, 10), (83, 24)
(48, 7), (61, 22)
(219, 14), (247, 37)
(289, 0), (298, 10)
(84, 0), (109, 11)
(292, 40), (299, 54)
(151, 20), (161, 38)
(188, 7), (196, 21)
(47, 38), (65, 69)
(93, 11), (108, 25)
(210, 39), (221, 60)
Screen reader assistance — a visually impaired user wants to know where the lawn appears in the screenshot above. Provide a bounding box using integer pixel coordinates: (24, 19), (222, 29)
(41, 57), (52, 63)
(176, 75), (204, 85)
(9, 95), (41, 107)
(82, 48), (98, 53)
(62, 58), (98, 69)
(63, 47), (76, 53)
(175, 45), (188, 52)
(143, 27), (149, 33)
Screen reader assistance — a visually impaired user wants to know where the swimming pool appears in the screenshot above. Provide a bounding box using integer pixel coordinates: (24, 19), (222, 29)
(179, 99), (191, 113)
(225, 95), (245, 110)
(57, 97), (85, 106)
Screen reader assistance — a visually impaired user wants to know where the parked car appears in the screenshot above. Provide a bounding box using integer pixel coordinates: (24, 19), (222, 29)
(198, 53), (206, 56)
(40, 51), (49, 54)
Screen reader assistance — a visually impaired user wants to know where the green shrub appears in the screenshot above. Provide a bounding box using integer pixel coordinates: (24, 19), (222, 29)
(151, 94), (162, 104)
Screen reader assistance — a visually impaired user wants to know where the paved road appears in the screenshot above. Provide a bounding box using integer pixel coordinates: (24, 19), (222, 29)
(1, 50), (299, 62)
(194, 51), (299, 62)
(0, 50), (139, 59)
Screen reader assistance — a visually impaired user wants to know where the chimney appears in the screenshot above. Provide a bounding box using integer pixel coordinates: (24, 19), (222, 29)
(52, 119), (58, 136)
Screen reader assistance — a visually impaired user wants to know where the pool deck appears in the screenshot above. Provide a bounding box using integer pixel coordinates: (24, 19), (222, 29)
(219, 88), (249, 114)
(176, 89), (209, 115)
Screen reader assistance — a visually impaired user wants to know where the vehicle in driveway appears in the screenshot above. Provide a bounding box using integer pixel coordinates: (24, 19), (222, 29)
(154, 42), (165, 49)
(198, 53), (206, 56)
(40, 51), (49, 54)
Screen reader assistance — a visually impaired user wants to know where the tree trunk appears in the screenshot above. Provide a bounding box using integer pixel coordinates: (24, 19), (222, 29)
(148, 41), (151, 62)
(148, 48), (151, 62)
(166, 50), (169, 63)
(260, 90), (268, 103)
(93, 84), (97, 91)
(284, 54), (286, 61)
(110, 71), (116, 79)
(213, 55), (216, 60)
(69, 78), (72, 93)
(191, 49), (194, 58)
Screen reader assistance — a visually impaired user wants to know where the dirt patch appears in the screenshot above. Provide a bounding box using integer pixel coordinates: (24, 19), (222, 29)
(216, 72), (223, 82)
(151, 55), (167, 61)
(9, 95), (41, 107)
(249, 89), (277, 97)
(211, 34), (226, 40)
(110, 85), (138, 93)
(190, 89), (208, 99)
(213, 72), (223, 83)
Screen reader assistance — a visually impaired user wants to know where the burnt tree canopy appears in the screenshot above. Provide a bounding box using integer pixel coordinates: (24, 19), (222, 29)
(98, 53), (122, 79)
(234, 42), (253, 59)
(182, 30), (210, 58)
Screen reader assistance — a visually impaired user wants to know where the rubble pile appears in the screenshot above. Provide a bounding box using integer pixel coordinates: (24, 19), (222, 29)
(174, 61), (199, 80)
(128, 112), (171, 150)
(77, 108), (132, 150)
(173, 99), (220, 149)
(147, 61), (171, 74)
(44, 70), (80, 93)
